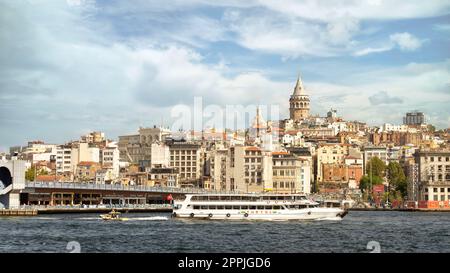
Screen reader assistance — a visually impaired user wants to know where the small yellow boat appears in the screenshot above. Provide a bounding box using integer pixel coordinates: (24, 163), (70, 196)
(100, 209), (129, 221)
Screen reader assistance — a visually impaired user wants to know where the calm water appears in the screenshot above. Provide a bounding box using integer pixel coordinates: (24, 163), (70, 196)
(0, 211), (448, 253)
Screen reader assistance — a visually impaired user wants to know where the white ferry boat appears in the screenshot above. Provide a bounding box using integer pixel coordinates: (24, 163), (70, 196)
(172, 194), (348, 220)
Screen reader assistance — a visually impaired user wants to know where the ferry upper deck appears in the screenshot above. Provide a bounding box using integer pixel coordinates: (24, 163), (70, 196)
(182, 193), (310, 202)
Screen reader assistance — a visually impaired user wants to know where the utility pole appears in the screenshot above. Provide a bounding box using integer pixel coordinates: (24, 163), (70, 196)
(386, 167), (390, 207)
(369, 159), (372, 204)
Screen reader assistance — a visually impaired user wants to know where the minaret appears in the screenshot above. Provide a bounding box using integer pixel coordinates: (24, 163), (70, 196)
(289, 73), (310, 122)
(252, 106), (267, 138)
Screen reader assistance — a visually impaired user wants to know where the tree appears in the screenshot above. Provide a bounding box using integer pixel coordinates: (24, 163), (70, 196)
(25, 166), (36, 181)
(25, 166), (49, 181)
(359, 175), (383, 191)
(366, 157), (386, 177)
(387, 162), (407, 198)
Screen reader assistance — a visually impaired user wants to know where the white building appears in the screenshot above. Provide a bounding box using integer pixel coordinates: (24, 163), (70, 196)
(56, 145), (72, 174)
(150, 143), (170, 167)
(70, 143), (100, 175)
(101, 143), (120, 179)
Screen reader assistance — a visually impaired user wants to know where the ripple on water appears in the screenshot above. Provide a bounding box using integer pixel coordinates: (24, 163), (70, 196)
(0, 211), (449, 252)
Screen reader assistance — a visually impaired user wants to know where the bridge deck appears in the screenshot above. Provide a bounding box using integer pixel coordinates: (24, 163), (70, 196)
(25, 181), (236, 194)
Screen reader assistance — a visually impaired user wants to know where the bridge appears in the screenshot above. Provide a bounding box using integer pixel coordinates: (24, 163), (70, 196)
(25, 181), (229, 194)
(21, 181), (236, 207)
(0, 160), (235, 209)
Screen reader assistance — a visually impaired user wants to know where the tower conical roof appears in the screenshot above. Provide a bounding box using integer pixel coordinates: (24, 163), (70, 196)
(293, 74), (305, 96)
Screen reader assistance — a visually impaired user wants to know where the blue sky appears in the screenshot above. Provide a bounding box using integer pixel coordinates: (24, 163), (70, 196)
(0, 0), (449, 151)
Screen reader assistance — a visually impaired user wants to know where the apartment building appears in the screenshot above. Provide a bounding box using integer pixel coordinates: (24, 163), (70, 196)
(118, 126), (171, 163)
(208, 148), (228, 191)
(226, 146), (272, 193)
(415, 149), (450, 201)
(316, 144), (350, 182)
(168, 141), (202, 186)
(56, 145), (72, 175)
(272, 152), (311, 194)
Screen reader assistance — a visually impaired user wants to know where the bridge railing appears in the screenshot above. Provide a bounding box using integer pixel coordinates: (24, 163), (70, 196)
(27, 181), (236, 194)
(19, 203), (173, 210)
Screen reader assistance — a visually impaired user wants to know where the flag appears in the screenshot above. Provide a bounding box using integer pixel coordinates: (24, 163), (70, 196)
(166, 194), (173, 201)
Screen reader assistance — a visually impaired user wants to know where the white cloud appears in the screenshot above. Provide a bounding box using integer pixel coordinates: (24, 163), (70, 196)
(305, 60), (450, 127)
(353, 32), (425, 56)
(0, 0), (448, 149)
(255, 0), (450, 20)
(433, 24), (450, 32)
(353, 46), (392, 56)
(390, 32), (424, 51)
(223, 10), (359, 58)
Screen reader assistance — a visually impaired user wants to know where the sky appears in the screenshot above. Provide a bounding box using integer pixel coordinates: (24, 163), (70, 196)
(0, 0), (449, 151)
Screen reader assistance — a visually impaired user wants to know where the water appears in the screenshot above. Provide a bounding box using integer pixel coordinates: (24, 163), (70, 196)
(0, 211), (448, 253)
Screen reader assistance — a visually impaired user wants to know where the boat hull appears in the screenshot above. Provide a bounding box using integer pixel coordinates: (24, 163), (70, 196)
(173, 207), (347, 221)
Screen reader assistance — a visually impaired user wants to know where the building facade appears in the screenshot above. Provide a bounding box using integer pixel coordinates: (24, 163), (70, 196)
(415, 150), (450, 202)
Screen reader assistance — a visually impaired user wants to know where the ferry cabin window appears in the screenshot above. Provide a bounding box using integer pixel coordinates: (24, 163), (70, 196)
(225, 205), (232, 210)
(216, 206), (224, 210)
(193, 205), (201, 209)
(250, 206), (257, 210)
(209, 196), (219, 201)
(273, 206), (281, 210)
(241, 205), (249, 210)
(220, 196), (231, 201)
(231, 196), (242, 201)
(232, 206), (240, 210)
(257, 206), (265, 210)
(289, 205), (308, 209)
(201, 205), (208, 210)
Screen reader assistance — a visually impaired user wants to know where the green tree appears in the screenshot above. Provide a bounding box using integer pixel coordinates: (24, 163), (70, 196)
(25, 166), (36, 181)
(387, 161), (407, 198)
(366, 157), (386, 177)
(359, 175), (383, 191)
(25, 166), (49, 181)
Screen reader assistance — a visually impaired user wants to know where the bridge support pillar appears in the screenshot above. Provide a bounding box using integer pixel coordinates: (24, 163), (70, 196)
(0, 160), (26, 209)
